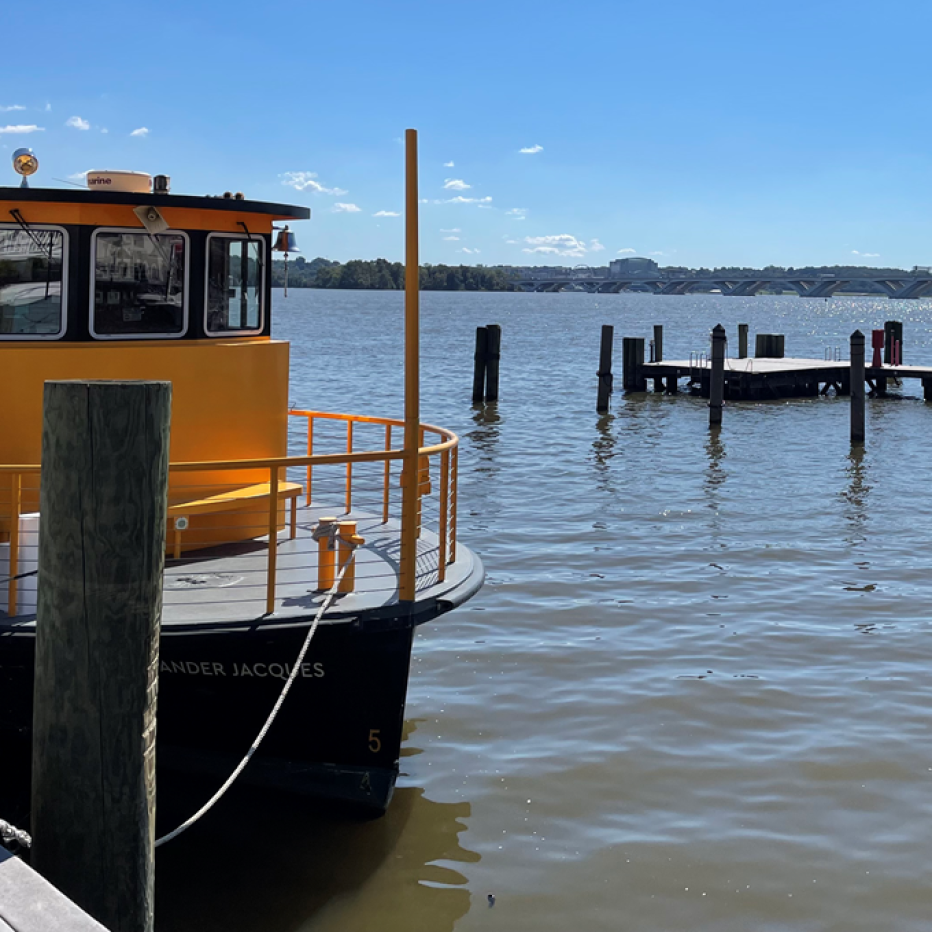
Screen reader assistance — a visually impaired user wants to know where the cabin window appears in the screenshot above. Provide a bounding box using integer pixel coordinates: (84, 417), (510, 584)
(205, 234), (264, 335)
(91, 230), (188, 338)
(0, 225), (66, 339)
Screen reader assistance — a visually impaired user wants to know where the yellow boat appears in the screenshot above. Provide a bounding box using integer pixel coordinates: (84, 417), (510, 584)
(0, 140), (483, 815)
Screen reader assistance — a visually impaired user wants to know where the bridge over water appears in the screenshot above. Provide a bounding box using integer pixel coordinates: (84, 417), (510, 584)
(513, 272), (932, 300)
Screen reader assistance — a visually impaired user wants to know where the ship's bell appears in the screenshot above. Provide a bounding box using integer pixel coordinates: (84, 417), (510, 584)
(272, 225), (298, 254)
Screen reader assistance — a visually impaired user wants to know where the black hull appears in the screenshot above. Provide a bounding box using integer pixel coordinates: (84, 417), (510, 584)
(0, 618), (416, 822)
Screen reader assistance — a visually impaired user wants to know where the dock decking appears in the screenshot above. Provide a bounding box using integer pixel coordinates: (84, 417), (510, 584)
(639, 357), (932, 401)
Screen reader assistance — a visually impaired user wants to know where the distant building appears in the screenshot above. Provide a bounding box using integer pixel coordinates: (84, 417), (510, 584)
(608, 257), (659, 278)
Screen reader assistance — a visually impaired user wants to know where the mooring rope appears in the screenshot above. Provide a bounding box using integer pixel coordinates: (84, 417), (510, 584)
(155, 542), (359, 848)
(0, 817), (31, 851)
(0, 569), (38, 586)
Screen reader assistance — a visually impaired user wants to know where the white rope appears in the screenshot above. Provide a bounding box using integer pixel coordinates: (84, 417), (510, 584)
(155, 544), (359, 848)
(0, 818), (31, 850)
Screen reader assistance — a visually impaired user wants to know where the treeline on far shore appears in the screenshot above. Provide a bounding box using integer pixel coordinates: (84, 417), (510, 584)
(271, 257), (514, 291)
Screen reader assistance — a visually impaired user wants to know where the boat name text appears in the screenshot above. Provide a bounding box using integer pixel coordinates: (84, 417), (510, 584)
(159, 660), (325, 679)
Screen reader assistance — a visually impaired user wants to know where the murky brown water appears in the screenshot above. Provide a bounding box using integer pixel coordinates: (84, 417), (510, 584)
(156, 291), (932, 931)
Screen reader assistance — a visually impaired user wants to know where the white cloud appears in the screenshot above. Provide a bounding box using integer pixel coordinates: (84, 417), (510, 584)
(434, 195), (492, 205)
(444, 160), (455, 167)
(851, 249), (881, 258)
(68, 171), (89, 184)
(130, 127), (149, 137)
(506, 208), (527, 218)
(101, 128), (109, 134)
(617, 248), (636, 254)
(280, 171), (347, 196)
(44, 103), (51, 112)
(649, 251), (665, 256)
(522, 234), (589, 258)
(443, 235), (460, 241)
(519, 144), (543, 154)
(373, 210), (400, 217)
(332, 202), (361, 213)
(505, 238), (520, 245)
(0, 125), (43, 135)
(65, 116), (90, 131)
(440, 228), (461, 233)
(589, 238), (605, 252)
(0, 105), (25, 112)
(443, 178), (470, 190)
(460, 247), (480, 254)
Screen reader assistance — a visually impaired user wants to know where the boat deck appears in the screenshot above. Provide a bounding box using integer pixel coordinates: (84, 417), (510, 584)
(0, 502), (483, 632)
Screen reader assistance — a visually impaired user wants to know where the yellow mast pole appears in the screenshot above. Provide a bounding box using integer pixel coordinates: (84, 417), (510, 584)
(400, 128), (420, 602)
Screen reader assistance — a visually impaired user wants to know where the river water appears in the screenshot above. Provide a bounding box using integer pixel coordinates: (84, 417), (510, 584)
(156, 290), (932, 932)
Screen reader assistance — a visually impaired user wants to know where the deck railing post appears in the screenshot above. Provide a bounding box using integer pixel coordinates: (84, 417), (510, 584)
(383, 424), (392, 523)
(851, 330), (866, 445)
(450, 445), (458, 564)
(266, 466), (279, 615)
(438, 448), (449, 582)
(305, 415), (314, 506)
(710, 323), (726, 428)
(32, 380), (170, 932)
(345, 420), (354, 514)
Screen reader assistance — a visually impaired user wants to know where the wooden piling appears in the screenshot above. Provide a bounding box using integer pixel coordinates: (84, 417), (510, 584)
(652, 324), (664, 392)
(709, 324), (726, 428)
(850, 330), (865, 445)
(472, 326), (488, 403)
(485, 324), (501, 402)
(924, 378), (932, 402)
(884, 320), (903, 365)
(621, 337), (646, 392)
(738, 323), (749, 359)
(31, 380), (171, 932)
(596, 324), (614, 413)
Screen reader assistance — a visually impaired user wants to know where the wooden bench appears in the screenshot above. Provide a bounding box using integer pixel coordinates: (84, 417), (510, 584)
(167, 481), (303, 559)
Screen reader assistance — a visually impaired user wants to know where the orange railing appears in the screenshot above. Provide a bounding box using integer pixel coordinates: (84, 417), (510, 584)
(1, 411), (458, 618)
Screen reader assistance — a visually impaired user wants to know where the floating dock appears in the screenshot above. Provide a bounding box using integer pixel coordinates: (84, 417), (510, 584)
(639, 357), (932, 401)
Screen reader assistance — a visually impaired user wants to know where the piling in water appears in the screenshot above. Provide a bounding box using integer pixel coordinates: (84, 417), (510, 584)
(738, 323), (749, 359)
(884, 320), (903, 366)
(709, 324), (726, 428)
(850, 330), (866, 445)
(652, 324), (664, 392)
(596, 324), (614, 413)
(485, 324), (502, 402)
(622, 337), (646, 392)
(31, 380), (171, 932)
(472, 327), (488, 403)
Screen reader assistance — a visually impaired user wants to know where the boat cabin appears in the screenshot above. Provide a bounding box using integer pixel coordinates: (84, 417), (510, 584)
(0, 175), (310, 547)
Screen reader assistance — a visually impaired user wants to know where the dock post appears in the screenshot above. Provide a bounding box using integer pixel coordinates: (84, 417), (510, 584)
(485, 324), (502, 402)
(596, 324), (614, 413)
(472, 326), (488, 403)
(32, 380), (171, 932)
(709, 324), (726, 428)
(851, 330), (866, 445)
(738, 323), (748, 359)
(884, 320), (903, 365)
(923, 378), (932, 402)
(652, 324), (664, 392)
(621, 337), (646, 392)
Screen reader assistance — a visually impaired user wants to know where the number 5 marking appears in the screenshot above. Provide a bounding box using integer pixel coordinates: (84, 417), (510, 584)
(368, 729), (382, 753)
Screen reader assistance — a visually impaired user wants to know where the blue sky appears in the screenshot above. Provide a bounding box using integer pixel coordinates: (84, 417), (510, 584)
(3, 0), (932, 268)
